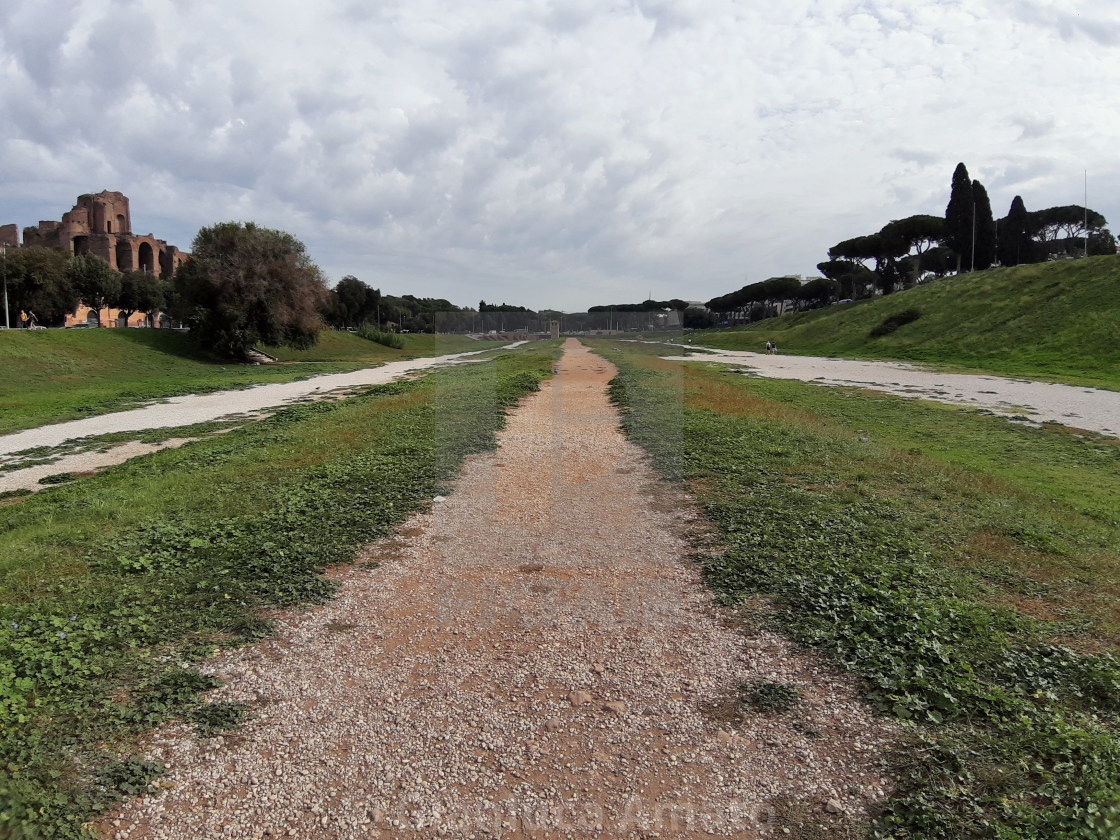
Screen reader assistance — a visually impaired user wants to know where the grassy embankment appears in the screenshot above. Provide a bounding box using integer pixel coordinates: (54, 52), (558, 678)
(691, 256), (1120, 390)
(0, 329), (486, 437)
(0, 343), (559, 839)
(594, 339), (1120, 839)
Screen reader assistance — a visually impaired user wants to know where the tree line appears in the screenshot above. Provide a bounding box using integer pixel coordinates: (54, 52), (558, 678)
(705, 162), (1116, 322)
(818, 162), (1115, 300)
(3, 222), (562, 357)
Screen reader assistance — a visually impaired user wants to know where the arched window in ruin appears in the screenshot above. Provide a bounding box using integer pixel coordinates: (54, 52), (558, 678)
(116, 240), (135, 272)
(159, 248), (172, 279)
(107, 221), (112, 233)
(138, 241), (155, 273)
(73, 235), (90, 256)
(117, 214), (127, 234)
(86, 309), (99, 326)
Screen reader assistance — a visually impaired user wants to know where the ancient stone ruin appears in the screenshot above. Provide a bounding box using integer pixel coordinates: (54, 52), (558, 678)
(2, 191), (187, 277)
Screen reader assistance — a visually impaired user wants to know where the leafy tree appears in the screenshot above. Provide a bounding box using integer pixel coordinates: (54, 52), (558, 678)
(1089, 228), (1117, 256)
(944, 162), (973, 272)
(1028, 205), (1109, 258)
(997, 196), (1034, 266)
(879, 215), (945, 258)
(796, 276), (840, 309)
(918, 246), (955, 279)
(173, 222), (327, 358)
(816, 259), (875, 299)
(828, 234), (882, 267)
(117, 271), (167, 326)
(707, 276), (803, 321)
(328, 275), (381, 329)
(2, 247), (76, 327)
(682, 307), (717, 329)
(972, 180), (996, 270)
(66, 255), (122, 327)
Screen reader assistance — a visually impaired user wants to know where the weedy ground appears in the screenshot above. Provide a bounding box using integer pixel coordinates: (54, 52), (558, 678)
(0, 344), (559, 839)
(0, 328), (486, 436)
(592, 339), (1120, 839)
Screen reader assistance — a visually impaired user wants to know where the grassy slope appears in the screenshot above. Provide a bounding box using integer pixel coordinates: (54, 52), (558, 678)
(0, 329), (488, 436)
(693, 256), (1120, 389)
(0, 344), (559, 838)
(594, 339), (1120, 838)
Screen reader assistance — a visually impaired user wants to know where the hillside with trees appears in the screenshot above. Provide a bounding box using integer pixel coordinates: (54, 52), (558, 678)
(694, 255), (1120, 389)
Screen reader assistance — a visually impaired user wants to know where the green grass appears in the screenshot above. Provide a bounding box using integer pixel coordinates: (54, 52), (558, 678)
(0, 329), (491, 436)
(593, 339), (1120, 839)
(0, 344), (559, 839)
(692, 257), (1120, 389)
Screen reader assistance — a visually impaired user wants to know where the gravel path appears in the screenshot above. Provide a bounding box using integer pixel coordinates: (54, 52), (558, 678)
(102, 339), (895, 839)
(661, 345), (1120, 438)
(0, 345), (523, 493)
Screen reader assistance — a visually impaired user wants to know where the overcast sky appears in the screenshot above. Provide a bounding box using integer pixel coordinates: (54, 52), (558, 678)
(1, 0), (1117, 311)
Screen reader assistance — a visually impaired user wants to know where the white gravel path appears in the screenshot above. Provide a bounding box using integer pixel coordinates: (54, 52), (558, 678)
(662, 346), (1120, 438)
(99, 340), (895, 840)
(0, 345), (525, 493)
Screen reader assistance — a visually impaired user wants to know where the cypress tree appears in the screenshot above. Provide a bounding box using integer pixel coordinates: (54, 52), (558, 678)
(997, 195), (1032, 266)
(972, 180), (995, 270)
(945, 162), (973, 272)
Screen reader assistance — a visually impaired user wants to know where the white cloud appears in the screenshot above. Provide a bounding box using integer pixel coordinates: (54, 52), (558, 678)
(1, 0), (1118, 309)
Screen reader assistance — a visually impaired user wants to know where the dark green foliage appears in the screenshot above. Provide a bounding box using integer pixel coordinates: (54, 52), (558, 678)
(795, 276), (840, 308)
(1030, 205), (1110, 260)
(189, 702), (245, 737)
(1088, 228), (1117, 256)
(828, 234), (883, 266)
(356, 323), (405, 349)
(817, 259), (877, 299)
(173, 222), (328, 359)
(65, 255), (121, 323)
(870, 308), (921, 337)
(116, 271), (166, 324)
(945, 162), (974, 272)
(325, 275), (382, 329)
(997, 195), (1034, 267)
(739, 680), (800, 713)
(1, 247), (76, 327)
(707, 276), (804, 318)
(972, 181), (996, 271)
(880, 215), (947, 287)
(95, 757), (163, 798)
(683, 307), (718, 329)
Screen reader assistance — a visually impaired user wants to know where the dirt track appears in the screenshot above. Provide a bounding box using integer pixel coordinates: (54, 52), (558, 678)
(103, 340), (894, 839)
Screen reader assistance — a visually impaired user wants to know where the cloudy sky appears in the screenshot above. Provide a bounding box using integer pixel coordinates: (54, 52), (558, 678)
(1, 0), (1117, 311)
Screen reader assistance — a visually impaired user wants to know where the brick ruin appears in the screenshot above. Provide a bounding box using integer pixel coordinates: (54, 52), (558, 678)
(2, 191), (187, 277)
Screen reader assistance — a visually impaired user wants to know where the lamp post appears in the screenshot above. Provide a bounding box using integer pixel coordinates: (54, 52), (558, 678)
(2, 244), (9, 329)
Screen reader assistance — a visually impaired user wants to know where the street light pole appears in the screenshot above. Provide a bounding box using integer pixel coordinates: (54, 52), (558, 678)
(2, 244), (9, 329)
(971, 201), (976, 273)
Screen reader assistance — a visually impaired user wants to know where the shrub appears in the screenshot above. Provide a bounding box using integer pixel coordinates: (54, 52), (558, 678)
(356, 323), (404, 349)
(870, 308), (922, 337)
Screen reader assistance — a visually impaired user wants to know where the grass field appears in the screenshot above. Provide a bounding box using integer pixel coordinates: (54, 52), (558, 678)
(690, 256), (1120, 390)
(0, 329), (488, 437)
(0, 344), (558, 838)
(593, 339), (1120, 839)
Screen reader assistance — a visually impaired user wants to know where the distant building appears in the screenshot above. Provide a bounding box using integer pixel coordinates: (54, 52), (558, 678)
(4, 191), (187, 278)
